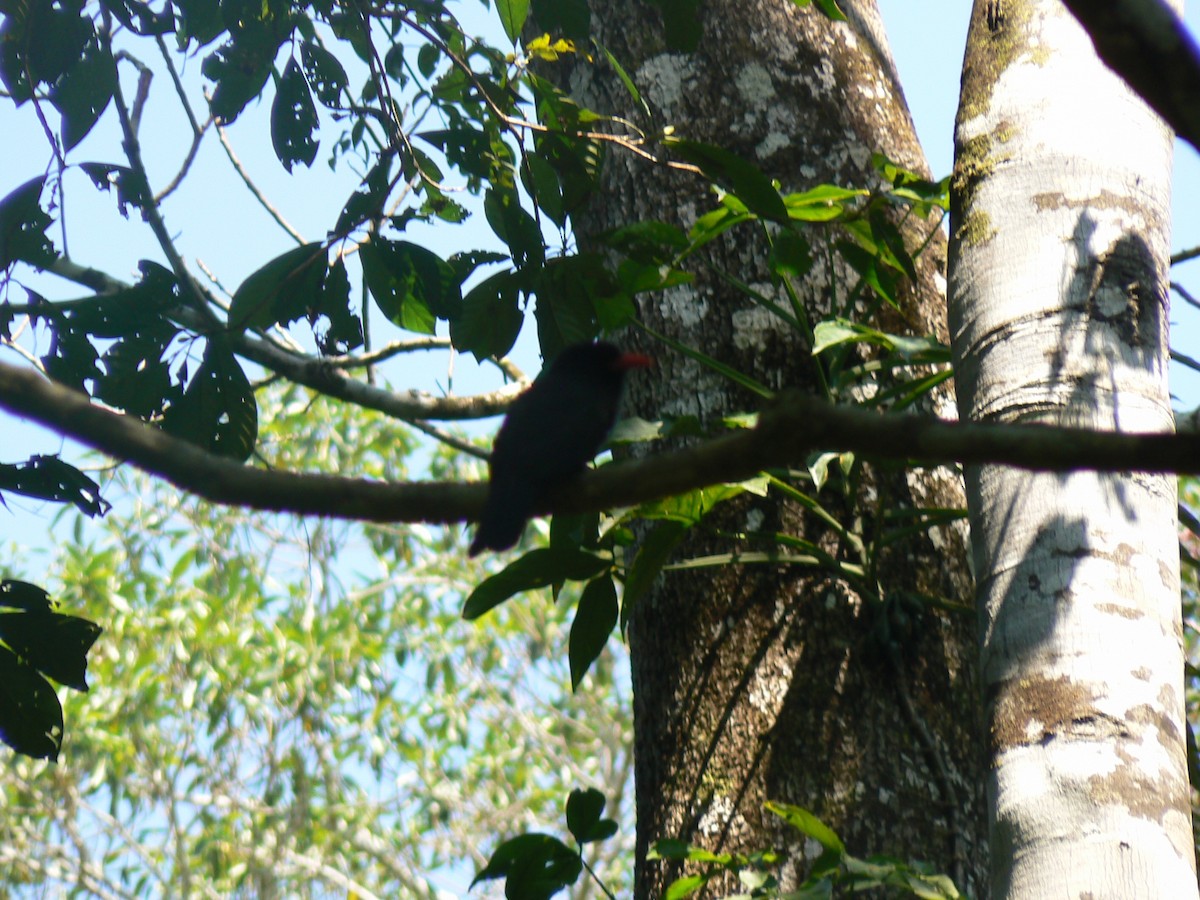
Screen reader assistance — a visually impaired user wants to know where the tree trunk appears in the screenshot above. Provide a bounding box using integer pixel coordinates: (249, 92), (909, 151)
(949, 1), (1196, 897)
(537, 1), (987, 896)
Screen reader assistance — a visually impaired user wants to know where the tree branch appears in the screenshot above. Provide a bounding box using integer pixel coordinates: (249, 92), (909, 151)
(3, 361), (1199, 528)
(43, 257), (530, 420)
(1061, 0), (1200, 154)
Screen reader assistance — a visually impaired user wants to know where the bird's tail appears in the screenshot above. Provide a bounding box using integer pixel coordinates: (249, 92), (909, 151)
(469, 476), (534, 556)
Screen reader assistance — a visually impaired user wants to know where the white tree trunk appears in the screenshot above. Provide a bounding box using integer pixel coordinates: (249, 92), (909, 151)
(949, 1), (1196, 897)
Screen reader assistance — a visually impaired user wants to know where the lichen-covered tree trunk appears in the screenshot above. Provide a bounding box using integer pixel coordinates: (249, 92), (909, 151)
(536, 1), (987, 896)
(949, 1), (1196, 897)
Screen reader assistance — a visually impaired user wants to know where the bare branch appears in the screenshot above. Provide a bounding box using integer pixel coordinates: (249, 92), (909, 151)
(42, 256), (530, 420)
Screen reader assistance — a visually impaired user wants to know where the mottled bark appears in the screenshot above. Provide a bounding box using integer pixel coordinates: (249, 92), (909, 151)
(534, 1), (986, 896)
(950, 1), (1195, 897)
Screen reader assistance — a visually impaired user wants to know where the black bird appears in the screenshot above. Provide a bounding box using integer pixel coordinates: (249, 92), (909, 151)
(470, 341), (652, 555)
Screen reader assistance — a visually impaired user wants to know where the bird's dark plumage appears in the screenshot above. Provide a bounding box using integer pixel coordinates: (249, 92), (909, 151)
(470, 341), (652, 555)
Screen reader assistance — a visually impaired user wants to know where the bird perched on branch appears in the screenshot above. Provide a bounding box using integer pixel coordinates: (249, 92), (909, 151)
(469, 341), (653, 555)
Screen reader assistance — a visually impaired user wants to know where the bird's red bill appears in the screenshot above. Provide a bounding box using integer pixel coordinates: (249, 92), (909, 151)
(614, 352), (653, 371)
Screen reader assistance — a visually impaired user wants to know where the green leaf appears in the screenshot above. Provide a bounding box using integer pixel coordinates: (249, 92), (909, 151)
(565, 787), (606, 842)
(0, 178), (57, 269)
(361, 237), (461, 334)
(49, 36), (116, 150)
(0, 455), (110, 518)
(471, 832), (582, 896)
(522, 153), (565, 227)
(496, 0), (530, 43)
(0, 581), (52, 613)
(568, 575), (618, 690)
(663, 874), (708, 900)
(315, 255), (363, 355)
(648, 0), (703, 51)
(450, 271), (523, 362)
(484, 188), (544, 268)
(271, 57), (319, 173)
(334, 153), (394, 237)
(765, 802), (846, 854)
(463, 548), (611, 620)
(161, 338), (257, 461)
(0, 646), (63, 760)
(620, 520), (687, 632)
(770, 230), (814, 279)
(530, 0), (591, 40)
(299, 39), (348, 106)
(229, 243), (327, 331)
(79, 163), (152, 218)
(666, 138), (788, 222)
(596, 41), (650, 119)
(811, 318), (949, 362)
(0, 610), (102, 691)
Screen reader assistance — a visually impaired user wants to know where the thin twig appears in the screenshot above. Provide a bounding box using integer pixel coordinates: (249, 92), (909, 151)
(406, 418), (490, 460)
(209, 94), (307, 245)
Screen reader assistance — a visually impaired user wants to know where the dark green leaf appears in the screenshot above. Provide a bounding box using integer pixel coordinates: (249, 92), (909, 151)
(300, 39), (348, 105)
(315, 255), (363, 355)
(79, 162), (152, 218)
(41, 321), (100, 393)
(522, 153), (565, 227)
(530, 0), (591, 40)
(565, 787), (610, 843)
(620, 520), (686, 632)
(174, 0), (226, 46)
(0, 580), (52, 613)
(98, 0), (175, 36)
(462, 548), (610, 620)
(568, 575), (617, 690)
(484, 188), (544, 268)
(229, 242), (327, 331)
(667, 138), (788, 222)
(334, 153), (394, 237)
(161, 338), (257, 460)
(770, 230), (813, 280)
(271, 57), (319, 172)
(0, 178), (57, 269)
(471, 832), (582, 898)
(49, 36), (116, 150)
(95, 325), (181, 418)
(0, 610), (102, 691)
(647, 0), (703, 51)
(0, 455), (110, 518)
(451, 271), (523, 362)
(0, 646), (62, 760)
(360, 237), (461, 334)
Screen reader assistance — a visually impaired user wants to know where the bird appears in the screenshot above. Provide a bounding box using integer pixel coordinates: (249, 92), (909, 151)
(469, 341), (653, 555)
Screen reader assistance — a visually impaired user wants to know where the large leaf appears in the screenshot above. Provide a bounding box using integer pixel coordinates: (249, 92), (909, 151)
(49, 35), (116, 150)
(462, 548), (610, 620)
(0, 455), (110, 518)
(0, 610), (102, 691)
(565, 787), (618, 844)
(360, 237), (461, 334)
(568, 575), (618, 690)
(229, 242), (327, 331)
(79, 162), (152, 218)
(162, 338), (257, 460)
(496, 0), (530, 43)
(271, 57), (319, 172)
(471, 832), (583, 898)
(450, 270), (523, 362)
(0, 178), (57, 269)
(666, 138), (788, 222)
(0, 646), (63, 760)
